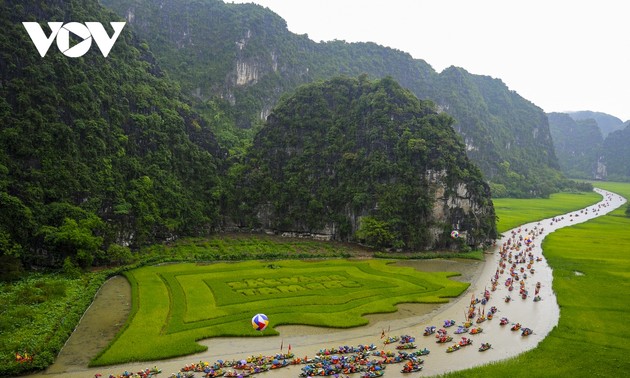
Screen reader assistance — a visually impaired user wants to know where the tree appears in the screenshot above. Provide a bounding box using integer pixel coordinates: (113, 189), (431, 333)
(40, 216), (104, 268)
(355, 217), (397, 249)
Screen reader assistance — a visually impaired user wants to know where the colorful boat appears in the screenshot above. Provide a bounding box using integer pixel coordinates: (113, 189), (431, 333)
(469, 327), (483, 335)
(436, 336), (453, 343)
(423, 326), (436, 336)
(396, 343), (416, 350)
(478, 343), (491, 352)
(446, 344), (461, 353)
(454, 326), (469, 334)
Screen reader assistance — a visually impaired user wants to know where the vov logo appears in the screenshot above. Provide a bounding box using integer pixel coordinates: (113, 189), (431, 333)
(22, 22), (126, 58)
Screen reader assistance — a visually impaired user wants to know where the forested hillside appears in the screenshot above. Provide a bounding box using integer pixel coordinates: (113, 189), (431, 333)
(548, 112), (629, 182)
(547, 113), (604, 179)
(101, 0), (567, 198)
(601, 123), (630, 182)
(233, 76), (497, 250)
(0, 0), (226, 271)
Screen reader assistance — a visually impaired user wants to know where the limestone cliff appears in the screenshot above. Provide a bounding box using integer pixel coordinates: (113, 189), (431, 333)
(235, 77), (497, 250)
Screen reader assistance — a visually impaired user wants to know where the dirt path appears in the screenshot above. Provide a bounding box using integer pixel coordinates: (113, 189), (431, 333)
(29, 188), (626, 378)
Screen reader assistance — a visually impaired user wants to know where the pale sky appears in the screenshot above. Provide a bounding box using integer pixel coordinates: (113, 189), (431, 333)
(230, 0), (630, 122)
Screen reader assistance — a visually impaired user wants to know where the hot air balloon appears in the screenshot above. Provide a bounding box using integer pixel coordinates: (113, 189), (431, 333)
(252, 313), (269, 331)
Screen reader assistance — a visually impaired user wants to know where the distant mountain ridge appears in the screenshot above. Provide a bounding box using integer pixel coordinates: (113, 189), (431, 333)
(548, 112), (630, 182)
(567, 111), (625, 137)
(101, 0), (566, 198)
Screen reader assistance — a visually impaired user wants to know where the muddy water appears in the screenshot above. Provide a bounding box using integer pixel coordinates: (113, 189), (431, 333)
(39, 275), (131, 374)
(29, 189), (626, 378)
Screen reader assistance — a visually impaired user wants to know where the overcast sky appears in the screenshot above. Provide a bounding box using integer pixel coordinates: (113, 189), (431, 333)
(230, 0), (630, 122)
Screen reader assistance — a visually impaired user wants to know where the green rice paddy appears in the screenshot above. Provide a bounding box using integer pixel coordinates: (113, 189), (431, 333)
(446, 182), (630, 377)
(94, 184), (629, 375)
(493, 191), (602, 233)
(92, 259), (468, 365)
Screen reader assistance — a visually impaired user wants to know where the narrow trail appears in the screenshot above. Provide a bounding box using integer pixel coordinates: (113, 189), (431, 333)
(29, 188), (626, 378)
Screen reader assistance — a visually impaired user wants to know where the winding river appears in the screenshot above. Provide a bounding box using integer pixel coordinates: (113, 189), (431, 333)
(29, 188), (626, 378)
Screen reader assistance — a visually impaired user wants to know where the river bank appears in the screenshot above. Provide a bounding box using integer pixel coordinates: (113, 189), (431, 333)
(27, 188), (626, 378)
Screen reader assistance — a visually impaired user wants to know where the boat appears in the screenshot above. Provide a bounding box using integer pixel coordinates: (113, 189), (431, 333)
(436, 336), (453, 343)
(225, 371), (250, 377)
(436, 328), (448, 338)
(469, 327), (483, 335)
(511, 323), (521, 331)
(443, 319), (456, 328)
(446, 344), (461, 353)
(499, 317), (509, 325)
(458, 337), (473, 347)
(478, 343), (491, 352)
(400, 361), (423, 373)
(454, 326), (469, 334)
(396, 343), (416, 350)
(170, 373), (194, 378)
(416, 348), (430, 356)
(383, 336), (399, 344)
(423, 326), (436, 336)
(397, 349), (429, 358)
(400, 335), (415, 343)
(361, 370), (384, 378)
(521, 327), (533, 336)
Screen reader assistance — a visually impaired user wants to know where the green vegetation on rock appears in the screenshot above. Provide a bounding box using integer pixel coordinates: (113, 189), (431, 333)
(234, 76), (497, 250)
(102, 0), (572, 197)
(0, 0), (226, 272)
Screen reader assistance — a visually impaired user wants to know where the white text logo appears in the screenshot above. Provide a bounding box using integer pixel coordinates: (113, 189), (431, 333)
(22, 22), (126, 58)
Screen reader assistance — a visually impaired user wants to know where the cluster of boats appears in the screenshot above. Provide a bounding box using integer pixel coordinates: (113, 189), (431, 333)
(157, 342), (432, 377)
(93, 367), (161, 378)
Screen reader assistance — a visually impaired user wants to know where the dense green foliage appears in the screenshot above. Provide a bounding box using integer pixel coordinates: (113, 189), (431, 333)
(446, 182), (630, 377)
(92, 259), (469, 365)
(547, 112), (603, 179)
(101, 0), (571, 197)
(234, 76), (496, 249)
(548, 112), (629, 182)
(0, 272), (108, 376)
(0, 0), (226, 271)
(600, 123), (630, 182)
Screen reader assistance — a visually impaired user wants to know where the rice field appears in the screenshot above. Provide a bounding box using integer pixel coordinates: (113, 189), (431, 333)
(445, 182), (630, 377)
(92, 259), (469, 365)
(493, 191), (602, 233)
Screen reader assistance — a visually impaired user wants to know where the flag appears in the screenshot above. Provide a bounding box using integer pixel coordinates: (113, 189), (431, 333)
(288, 344), (292, 352)
(280, 339), (283, 351)
(380, 329), (385, 339)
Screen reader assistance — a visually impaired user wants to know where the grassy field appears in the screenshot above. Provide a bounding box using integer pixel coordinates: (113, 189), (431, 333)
(92, 259), (469, 365)
(493, 191), (602, 233)
(0, 273), (108, 376)
(445, 182), (630, 377)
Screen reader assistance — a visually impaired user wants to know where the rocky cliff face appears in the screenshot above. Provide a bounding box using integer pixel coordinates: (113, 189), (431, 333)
(236, 77), (497, 250)
(102, 0), (565, 198)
